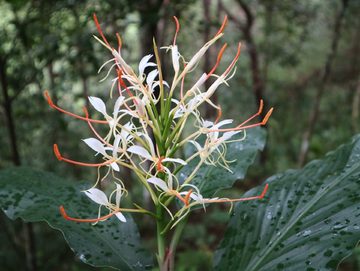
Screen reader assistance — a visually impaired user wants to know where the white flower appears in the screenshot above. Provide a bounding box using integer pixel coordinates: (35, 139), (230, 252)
(84, 183), (126, 222)
(127, 133), (187, 169)
(88, 96), (125, 131)
(83, 134), (122, 172)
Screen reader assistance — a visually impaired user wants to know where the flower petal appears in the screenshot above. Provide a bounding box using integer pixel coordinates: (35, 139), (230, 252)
(88, 96), (107, 116)
(127, 146), (153, 160)
(83, 138), (107, 156)
(110, 162), (120, 172)
(147, 177), (170, 192)
(85, 188), (109, 205)
(138, 54), (156, 78)
(162, 158), (187, 165)
(115, 183), (122, 207)
(115, 212), (127, 222)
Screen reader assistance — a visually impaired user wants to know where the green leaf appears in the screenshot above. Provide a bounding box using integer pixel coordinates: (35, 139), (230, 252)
(213, 135), (360, 271)
(0, 167), (153, 271)
(178, 127), (266, 201)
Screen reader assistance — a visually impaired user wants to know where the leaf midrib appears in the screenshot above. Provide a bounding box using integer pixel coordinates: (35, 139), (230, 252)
(248, 162), (360, 271)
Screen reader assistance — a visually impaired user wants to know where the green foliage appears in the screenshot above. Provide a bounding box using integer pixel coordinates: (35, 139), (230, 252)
(214, 134), (360, 270)
(0, 167), (153, 271)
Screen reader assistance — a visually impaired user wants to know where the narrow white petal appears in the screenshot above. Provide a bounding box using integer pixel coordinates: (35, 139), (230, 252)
(113, 96), (125, 119)
(212, 119), (233, 130)
(162, 158), (187, 165)
(115, 183), (122, 207)
(181, 184), (201, 195)
(189, 73), (207, 93)
(147, 177), (170, 192)
(127, 146), (153, 160)
(172, 45), (179, 72)
(115, 212), (127, 222)
(113, 135), (121, 157)
(136, 133), (156, 158)
(187, 140), (203, 151)
(85, 188), (109, 205)
(146, 70), (159, 86)
(110, 162), (120, 172)
(83, 138), (107, 156)
(89, 96), (107, 115)
(138, 54), (156, 78)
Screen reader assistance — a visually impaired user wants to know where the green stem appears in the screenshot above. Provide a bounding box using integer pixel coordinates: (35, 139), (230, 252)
(156, 202), (166, 266)
(169, 214), (190, 270)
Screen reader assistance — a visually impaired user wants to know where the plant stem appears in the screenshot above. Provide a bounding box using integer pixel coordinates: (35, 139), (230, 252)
(156, 202), (166, 266)
(168, 214), (189, 270)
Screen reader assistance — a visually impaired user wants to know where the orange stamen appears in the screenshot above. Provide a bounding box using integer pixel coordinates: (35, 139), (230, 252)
(117, 69), (133, 97)
(93, 14), (111, 48)
(116, 33), (122, 51)
(173, 16), (180, 46)
(170, 190), (186, 204)
(184, 189), (193, 206)
(214, 104), (222, 125)
(206, 44), (227, 80)
(207, 184), (269, 203)
(45, 91), (108, 124)
(223, 42), (241, 76)
(157, 156), (165, 172)
(207, 100), (273, 132)
(60, 206), (119, 222)
(54, 144), (114, 168)
(214, 16), (227, 38)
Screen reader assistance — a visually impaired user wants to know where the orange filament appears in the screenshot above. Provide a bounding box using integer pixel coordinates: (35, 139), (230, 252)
(184, 189), (193, 206)
(207, 100), (273, 132)
(214, 16), (228, 38)
(170, 190), (186, 204)
(206, 44), (227, 80)
(54, 144), (114, 168)
(223, 43), (241, 76)
(45, 91), (108, 124)
(157, 156), (165, 172)
(173, 16), (180, 46)
(93, 14), (111, 48)
(60, 206), (119, 222)
(207, 184), (269, 203)
(117, 69), (133, 98)
(116, 33), (122, 51)
(214, 104), (222, 125)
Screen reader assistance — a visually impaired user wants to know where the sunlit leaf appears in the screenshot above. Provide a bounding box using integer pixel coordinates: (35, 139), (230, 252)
(0, 167), (153, 271)
(214, 135), (360, 271)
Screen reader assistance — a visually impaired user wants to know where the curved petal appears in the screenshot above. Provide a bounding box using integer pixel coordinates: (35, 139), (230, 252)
(147, 177), (170, 192)
(136, 133), (156, 158)
(115, 183), (122, 207)
(113, 96), (125, 119)
(112, 135), (121, 157)
(138, 54), (156, 78)
(110, 162), (120, 172)
(115, 212), (127, 222)
(127, 146), (153, 160)
(85, 188), (109, 205)
(83, 138), (107, 157)
(88, 96), (107, 116)
(146, 69), (159, 86)
(162, 158), (187, 165)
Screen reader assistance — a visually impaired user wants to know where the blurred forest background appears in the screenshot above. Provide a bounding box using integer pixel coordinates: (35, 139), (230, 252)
(1, 0), (360, 270)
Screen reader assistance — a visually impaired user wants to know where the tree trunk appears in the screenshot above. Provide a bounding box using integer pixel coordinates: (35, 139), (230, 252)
(297, 0), (349, 168)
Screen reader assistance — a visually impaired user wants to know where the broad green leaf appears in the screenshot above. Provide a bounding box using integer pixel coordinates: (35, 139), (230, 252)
(213, 135), (360, 271)
(178, 127), (266, 202)
(0, 167), (153, 271)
